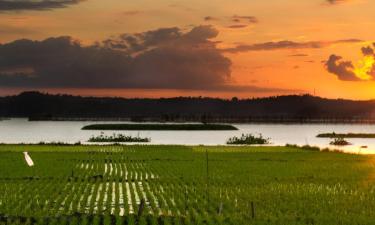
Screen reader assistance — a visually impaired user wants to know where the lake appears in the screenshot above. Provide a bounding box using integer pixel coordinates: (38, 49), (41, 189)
(1, 118), (375, 154)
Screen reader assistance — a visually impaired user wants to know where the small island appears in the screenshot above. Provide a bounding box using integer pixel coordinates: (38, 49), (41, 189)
(329, 137), (351, 146)
(317, 132), (375, 138)
(88, 133), (150, 143)
(82, 123), (238, 131)
(227, 133), (270, 145)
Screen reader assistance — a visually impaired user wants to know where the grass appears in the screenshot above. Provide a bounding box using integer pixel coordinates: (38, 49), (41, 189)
(0, 144), (375, 224)
(88, 133), (150, 143)
(317, 132), (375, 138)
(82, 123), (238, 131)
(227, 133), (270, 145)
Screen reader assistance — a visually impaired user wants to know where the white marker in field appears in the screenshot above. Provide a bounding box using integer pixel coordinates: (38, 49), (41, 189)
(23, 152), (34, 167)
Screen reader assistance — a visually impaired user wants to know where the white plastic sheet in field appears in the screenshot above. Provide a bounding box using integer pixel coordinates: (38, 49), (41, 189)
(23, 152), (34, 167)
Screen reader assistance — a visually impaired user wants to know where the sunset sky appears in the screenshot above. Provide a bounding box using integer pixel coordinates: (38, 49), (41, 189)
(0, 0), (375, 99)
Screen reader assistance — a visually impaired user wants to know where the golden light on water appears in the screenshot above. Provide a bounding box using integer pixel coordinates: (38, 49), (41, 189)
(354, 56), (375, 80)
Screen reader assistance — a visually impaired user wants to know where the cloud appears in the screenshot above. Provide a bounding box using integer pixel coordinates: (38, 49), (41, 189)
(0, 0), (84, 11)
(0, 26), (300, 94)
(326, 0), (349, 4)
(102, 26), (220, 53)
(361, 46), (374, 56)
(227, 24), (248, 29)
(203, 15), (258, 30)
(0, 26), (227, 90)
(289, 54), (309, 57)
(325, 55), (359, 81)
(325, 0), (363, 5)
(231, 15), (258, 24)
(325, 44), (375, 81)
(223, 39), (363, 53)
(327, 0), (342, 3)
(204, 16), (219, 21)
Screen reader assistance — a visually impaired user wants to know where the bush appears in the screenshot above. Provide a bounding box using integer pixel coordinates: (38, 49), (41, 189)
(330, 137), (351, 146)
(88, 132), (150, 143)
(227, 134), (270, 145)
(285, 144), (320, 151)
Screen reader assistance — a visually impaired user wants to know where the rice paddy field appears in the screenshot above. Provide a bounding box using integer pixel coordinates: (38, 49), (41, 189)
(1, 145), (375, 225)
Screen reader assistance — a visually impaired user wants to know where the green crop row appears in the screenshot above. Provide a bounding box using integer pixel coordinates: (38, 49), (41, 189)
(0, 145), (374, 224)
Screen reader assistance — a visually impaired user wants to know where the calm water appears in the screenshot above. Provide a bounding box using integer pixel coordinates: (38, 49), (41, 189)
(1, 118), (375, 154)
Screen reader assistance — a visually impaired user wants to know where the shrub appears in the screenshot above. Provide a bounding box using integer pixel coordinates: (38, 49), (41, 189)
(301, 145), (320, 151)
(285, 144), (320, 151)
(330, 137), (351, 146)
(227, 134), (270, 145)
(88, 132), (150, 143)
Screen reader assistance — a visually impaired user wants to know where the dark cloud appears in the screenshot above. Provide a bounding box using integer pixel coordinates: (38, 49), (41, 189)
(102, 27), (181, 53)
(204, 16), (219, 21)
(227, 24), (247, 29)
(0, 37), (133, 88)
(325, 44), (375, 81)
(361, 46), (374, 56)
(0, 0), (84, 11)
(232, 15), (258, 24)
(0, 25), (299, 93)
(335, 38), (363, 43)
(326, 0), (349, 4)
(325, 55), (359, 81)
(0, 26), (230, 90)
(223, 39), (363, 53)
(102, 26), (219, 54)
(124, 26), (230, 90)
(203, 15), (258, 30)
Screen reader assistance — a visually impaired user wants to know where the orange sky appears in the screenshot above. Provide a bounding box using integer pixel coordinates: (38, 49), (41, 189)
(0, 0), (375, 99)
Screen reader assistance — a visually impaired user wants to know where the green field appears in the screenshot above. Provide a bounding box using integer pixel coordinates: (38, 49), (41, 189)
(0, 145), (374, 225)
(81, 124), (238, 131)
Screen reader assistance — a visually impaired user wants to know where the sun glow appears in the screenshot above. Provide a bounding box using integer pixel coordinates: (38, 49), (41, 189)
(353, 56), (375, 80)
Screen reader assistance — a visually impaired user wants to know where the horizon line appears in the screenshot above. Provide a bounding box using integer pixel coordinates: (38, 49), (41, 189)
(2, 90), (375, 102)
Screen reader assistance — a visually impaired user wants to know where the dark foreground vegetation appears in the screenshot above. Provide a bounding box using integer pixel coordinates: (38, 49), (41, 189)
(88, 133), (150, 143)
(3, 92), (375, 123)
(82, 123), (237, 131)
(318, 132), (375, 138)
(227, 134), (270, 145)
(0, 145), (374, 224)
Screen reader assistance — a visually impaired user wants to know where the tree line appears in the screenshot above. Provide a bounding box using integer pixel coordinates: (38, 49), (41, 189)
(1, 91), (375, 123)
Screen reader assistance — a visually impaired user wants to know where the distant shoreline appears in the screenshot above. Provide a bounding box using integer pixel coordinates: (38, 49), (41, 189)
(23, 117), (375, 124)
(317, 133), (375, 138)
(2, 92), (375, 125)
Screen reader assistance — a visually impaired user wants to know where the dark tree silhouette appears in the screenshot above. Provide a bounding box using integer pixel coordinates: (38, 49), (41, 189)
(1, 92), (375, 123)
